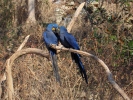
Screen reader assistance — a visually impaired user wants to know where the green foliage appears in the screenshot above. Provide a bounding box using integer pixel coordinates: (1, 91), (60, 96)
(128, 40), (133, 50)
(86, 0), (133, 68)
(123, 40), (133, 56)
(119, 0), (133, 6)
(110, 35), (117, 41)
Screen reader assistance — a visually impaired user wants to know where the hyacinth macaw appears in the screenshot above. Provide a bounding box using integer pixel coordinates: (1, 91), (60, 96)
(43, 23), (60, 83)
(56, 26), (88, 84)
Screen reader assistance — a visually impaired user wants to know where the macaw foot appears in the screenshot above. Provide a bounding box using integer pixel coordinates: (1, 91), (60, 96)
(58, 44), (64, 50)
(49, 44), (57, 48)
(57, 44), (64, 53)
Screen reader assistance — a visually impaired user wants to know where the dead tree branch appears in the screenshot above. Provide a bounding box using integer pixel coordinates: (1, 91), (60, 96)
(17, 35), (30, 51)
(50, 44), (130, 100)
(6, 35), (30, 100)
(67, 2), (85, 33)
(6, 48), (49, 100)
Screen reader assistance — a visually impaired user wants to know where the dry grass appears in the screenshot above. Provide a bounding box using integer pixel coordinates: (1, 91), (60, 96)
(0, 1), (133, 100)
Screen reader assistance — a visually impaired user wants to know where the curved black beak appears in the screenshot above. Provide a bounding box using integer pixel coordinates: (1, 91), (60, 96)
(54, 27), (60, 36)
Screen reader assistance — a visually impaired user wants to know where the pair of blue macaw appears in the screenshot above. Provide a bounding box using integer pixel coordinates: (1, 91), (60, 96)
(43, 23), (88, 84)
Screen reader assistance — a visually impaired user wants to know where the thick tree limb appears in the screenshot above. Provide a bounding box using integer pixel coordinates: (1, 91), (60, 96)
(50, 44), (130, 100)
(27, 0), (36, 23)
(8, 48), (49, 67)
(67, 2), (85, 33)
(6, 48), (49, 100)
(6, 35), (31, 100)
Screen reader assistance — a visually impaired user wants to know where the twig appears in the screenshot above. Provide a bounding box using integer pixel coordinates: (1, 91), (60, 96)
(17, 35), (30, 51)
(27, 66), (43, 83)
(50, 44), (130, 100)
(67, 2), (85, 33)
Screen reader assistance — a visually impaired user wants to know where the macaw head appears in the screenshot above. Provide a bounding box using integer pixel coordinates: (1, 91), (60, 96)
(59, 26), (67, 33)
(46, 23), (59, 33)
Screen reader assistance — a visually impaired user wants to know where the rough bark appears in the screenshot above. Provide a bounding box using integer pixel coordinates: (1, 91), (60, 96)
(27, 0), (36, 23)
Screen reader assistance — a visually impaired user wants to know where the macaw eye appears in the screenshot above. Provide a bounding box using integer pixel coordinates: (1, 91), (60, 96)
(52, 28), (55, 31)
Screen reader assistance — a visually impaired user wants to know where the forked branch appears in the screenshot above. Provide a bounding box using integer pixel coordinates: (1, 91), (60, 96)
(6, 48), (49, 100)
(5, 35), (30, 100)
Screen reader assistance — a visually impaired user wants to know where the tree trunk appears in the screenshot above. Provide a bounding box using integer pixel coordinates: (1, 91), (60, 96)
(27, 0), (36, 23)
(48, 0), (53, 6)
(55, 0), (63, 25)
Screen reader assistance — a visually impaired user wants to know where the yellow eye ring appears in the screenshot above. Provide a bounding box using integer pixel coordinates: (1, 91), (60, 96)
(52, 28), (55, 31)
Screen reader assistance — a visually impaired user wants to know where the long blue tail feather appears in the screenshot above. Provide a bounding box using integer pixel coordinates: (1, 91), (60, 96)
(50, 51), (61, 84)
(71, 53), (88, 84)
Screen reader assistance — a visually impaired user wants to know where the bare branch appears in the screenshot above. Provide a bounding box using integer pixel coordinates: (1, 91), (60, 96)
(50, 45), (130, 100)
(6, 35), (31, 100)
(6, 59), (13, 100)
(17, 35), (30, 51)
(67, 2), (85, 33)
(6, 48), (49, 100)
(9, 48), (49, 66)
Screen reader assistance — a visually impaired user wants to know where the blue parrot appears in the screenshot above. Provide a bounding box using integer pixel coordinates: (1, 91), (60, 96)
(56, 26), (88, 84)
(43, 23), (60, 84)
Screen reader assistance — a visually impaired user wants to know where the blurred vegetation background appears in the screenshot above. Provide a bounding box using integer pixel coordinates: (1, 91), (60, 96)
(0, 0), (133, 100)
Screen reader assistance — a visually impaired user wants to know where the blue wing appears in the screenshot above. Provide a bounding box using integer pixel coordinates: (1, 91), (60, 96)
(64, 33), (80, 50)
(43, 31), (58, 47)
(71, 53), (88, 84)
